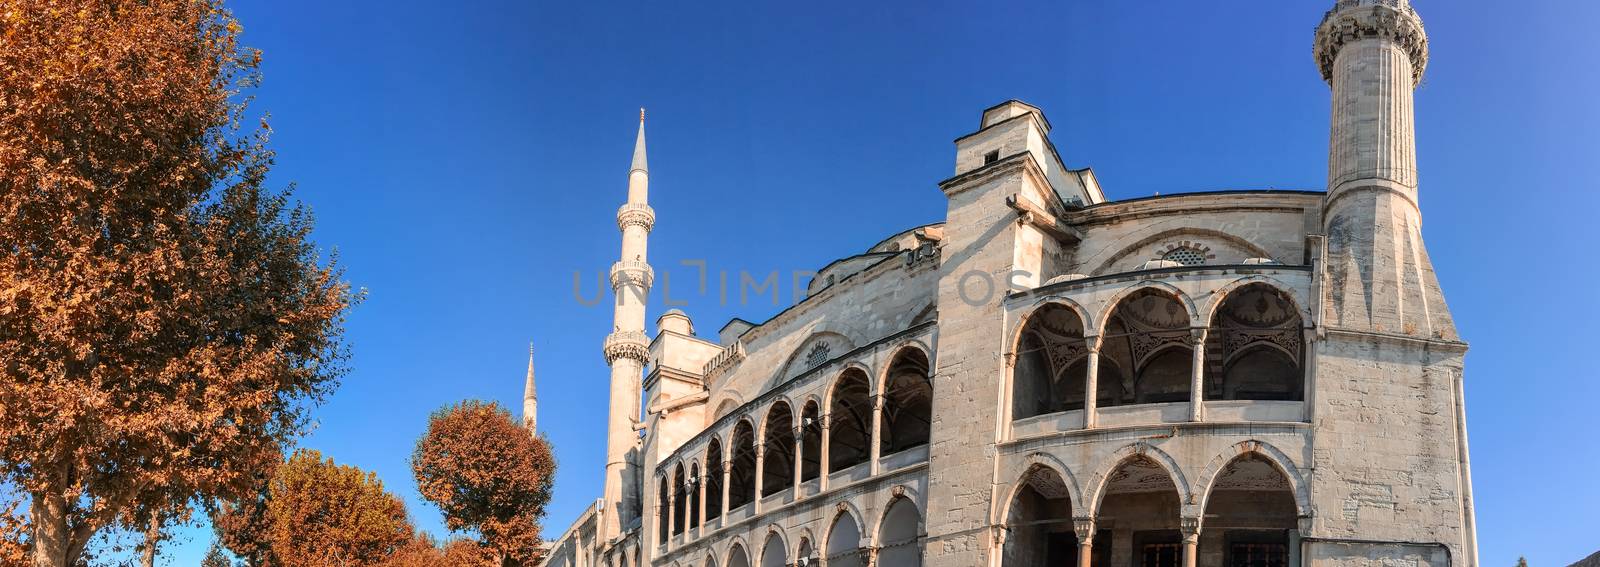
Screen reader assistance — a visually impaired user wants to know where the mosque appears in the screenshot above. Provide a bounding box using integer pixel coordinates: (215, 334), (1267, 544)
(537, 1), (1477, 566)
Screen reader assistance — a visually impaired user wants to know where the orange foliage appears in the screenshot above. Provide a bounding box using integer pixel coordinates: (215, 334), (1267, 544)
(0, 0), (356, 565)
(213, 450), (412, 567)
(412, 402), (555, 566)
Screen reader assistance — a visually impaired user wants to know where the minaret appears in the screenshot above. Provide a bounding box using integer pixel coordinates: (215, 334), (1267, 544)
(1314, 0), (1455, 339)
(522, 342), (537, 434)
(600, 110), (655, 541)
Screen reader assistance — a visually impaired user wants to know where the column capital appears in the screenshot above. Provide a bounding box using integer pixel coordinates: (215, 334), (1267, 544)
(1072, 517), (1097, 540)
(1180, 516), (1202, 539)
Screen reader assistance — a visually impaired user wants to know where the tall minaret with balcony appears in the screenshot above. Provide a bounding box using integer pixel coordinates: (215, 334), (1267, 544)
(600, 110), (655, 542)
(1313, 2), (1477, 565)
(522, 343), (538, 434)
(1314, 0), (1454, 339)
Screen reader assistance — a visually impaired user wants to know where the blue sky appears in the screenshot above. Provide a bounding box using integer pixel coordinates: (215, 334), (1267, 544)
(156, 0), (1599, 564)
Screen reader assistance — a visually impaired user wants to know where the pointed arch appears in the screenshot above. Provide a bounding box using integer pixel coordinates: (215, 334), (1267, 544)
(1200, 275), (1311, 325)
(1195, 440), (1311, 517)
(880, 345), (932, 455)
(876, 496), (924, 567)
(1094, 280), (1200, 336)
(759, 525), (790, 567)
(827, 367), (874, 473)
(825, 504), (867, 567)
(1085, 443), (1192, 516)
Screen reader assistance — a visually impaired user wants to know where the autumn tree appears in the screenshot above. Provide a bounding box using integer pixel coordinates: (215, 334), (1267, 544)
(413, 402), (555, 567)
(200, 543), (232, 567)
(211, 450), (413, 567)
(0, 1), (356, 566)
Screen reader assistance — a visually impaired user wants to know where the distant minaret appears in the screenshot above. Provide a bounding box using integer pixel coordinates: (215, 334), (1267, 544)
(522, 342), (537, 434)
(599, 110), (654, 541)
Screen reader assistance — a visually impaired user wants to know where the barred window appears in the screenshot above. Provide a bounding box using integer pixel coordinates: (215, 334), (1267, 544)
(1162, 247), (1207, 266)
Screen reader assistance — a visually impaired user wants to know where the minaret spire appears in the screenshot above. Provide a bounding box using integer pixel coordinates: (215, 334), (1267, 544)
(522, 342), (537, 434)
(600, 110), (656, 541)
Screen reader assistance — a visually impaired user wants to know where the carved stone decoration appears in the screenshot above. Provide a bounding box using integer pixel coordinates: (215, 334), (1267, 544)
(617, 202), (656, 233)
(891, 485), (907, 498)
(609, 260), (655, 290)
(1072, 517), (1097, 540)
(1180, 516), (1202, 537)
(1314, 1), (1429, 85)
(603, 331), (651, 364)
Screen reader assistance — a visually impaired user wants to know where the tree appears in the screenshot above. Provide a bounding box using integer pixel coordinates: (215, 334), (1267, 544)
(212, 450), (412, 567)
(375, 536), (494, 567)
(0, 1), (357, 565)
(200, 543), (232, 567)
(412, 402), (555, 567)
(1516, 558), (1528, 567)
(1, 497), (27, 567)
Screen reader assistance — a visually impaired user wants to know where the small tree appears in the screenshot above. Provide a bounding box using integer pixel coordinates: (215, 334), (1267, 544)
(1516, 558), (1528, 567)
(412, 402), (555, 567)
(262, 450), (413, 567)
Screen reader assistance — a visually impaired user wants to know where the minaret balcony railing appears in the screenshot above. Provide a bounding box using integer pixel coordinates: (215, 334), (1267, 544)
(610, 260), (655, 290)
(603, 331), (651, 365)
(617, 203), (656, 233)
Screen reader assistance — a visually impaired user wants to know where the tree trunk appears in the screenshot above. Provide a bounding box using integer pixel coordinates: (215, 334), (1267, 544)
(30, 493), (69, 567)
(141, 514), (162, 567)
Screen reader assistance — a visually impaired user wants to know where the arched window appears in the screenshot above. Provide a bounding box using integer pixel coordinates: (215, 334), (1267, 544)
(1002, 466), (1076, 567)
(1162, 247), (1207, 266)
(728, 421), (757, 511)
(828, 370), (872, 473)
(881, 348), (932, 455)
(1204, 454), (1299, 566)
(796, 538), (815, 567)
(688, 463), (701, 530)
(760, 532), (788, 567)
(727, 543), (751, 567)
(1013, 304), (1089, 419)
(762, 402), (795, 497)
(1210, 283), (1304, 401)
(705, 438), (724, 522)
(1100, 456), (1183, 566)
(672, 463), (688, 535)
(877, 498), (924, 567)
(1102, 289), (1193, 407)
(826, 512), (864, 567)
(800, 401), (822, 482)
(656, 475), (670, 544)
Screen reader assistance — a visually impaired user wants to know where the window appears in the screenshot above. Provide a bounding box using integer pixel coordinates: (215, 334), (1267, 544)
(805, 343), (831, 368)
(1229, 543), (1287, 567)
(983, 150), (1000, 165)
(1141, 543), (1181, 567)
(1162, 247), (1206, 266)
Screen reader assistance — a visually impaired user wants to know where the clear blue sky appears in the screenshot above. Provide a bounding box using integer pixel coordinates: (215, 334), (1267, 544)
(159, 0), (1598, 564)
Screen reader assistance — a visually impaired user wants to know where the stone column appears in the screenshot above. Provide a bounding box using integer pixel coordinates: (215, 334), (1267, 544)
(720, 461), (732, 520)
(1188, 331), (1207, 422)
(819, 415), (832, 491)
(1180, 518), (1201, 567)
(1287, 529), (1302, 567)
(666, 483), (676, 544)
(793, 423), (804, 497)
(696, 472), (707, 532)
(1083, 336), (1101, 429)
(1074, 518), (1097, 567)
(753, 443), (766, 514)
(868, 394), (885, 474)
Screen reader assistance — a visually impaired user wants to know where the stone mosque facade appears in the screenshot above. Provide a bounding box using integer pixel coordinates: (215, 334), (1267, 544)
(539, 1), (1479, 566)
